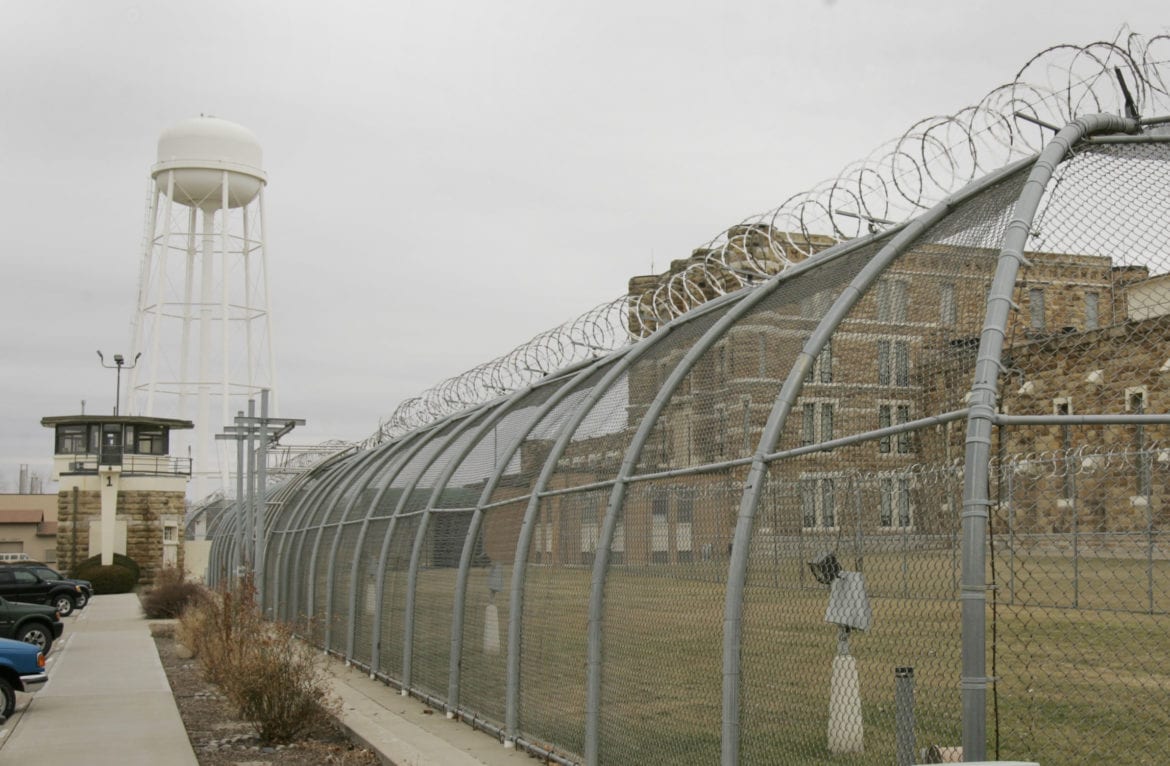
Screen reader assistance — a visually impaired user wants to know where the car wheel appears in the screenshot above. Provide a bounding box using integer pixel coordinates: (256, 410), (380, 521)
(16, 623), (53, 655)
(53, 594), (76, 617)
(0, 677), (14, 719)
(75, 591), (88, 609)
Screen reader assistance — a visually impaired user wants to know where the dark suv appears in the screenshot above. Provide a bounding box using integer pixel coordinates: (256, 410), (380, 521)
(0, 565), (85, 617)
(6, 563), (93, 610)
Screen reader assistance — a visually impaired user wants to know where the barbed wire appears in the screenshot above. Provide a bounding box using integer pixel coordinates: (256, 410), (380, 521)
(370, 30), (1170, 445)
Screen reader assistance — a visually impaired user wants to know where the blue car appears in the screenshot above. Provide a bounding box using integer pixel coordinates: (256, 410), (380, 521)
(0, 636), (48, 720)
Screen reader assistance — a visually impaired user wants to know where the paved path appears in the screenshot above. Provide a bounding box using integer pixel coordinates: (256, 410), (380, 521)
(0, 592), (198, 764)
(0, 592), (527, 766)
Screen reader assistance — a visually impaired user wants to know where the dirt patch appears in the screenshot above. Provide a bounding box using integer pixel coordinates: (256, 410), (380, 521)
(154, 634), (381, 765)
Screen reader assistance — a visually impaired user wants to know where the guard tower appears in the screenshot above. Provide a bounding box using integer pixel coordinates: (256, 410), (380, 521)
(42, 414), (193, 585)
(125, 116), (278, 501)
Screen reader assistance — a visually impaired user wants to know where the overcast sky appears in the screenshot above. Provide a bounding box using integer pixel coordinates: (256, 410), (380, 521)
(1, 1), (1166, 492)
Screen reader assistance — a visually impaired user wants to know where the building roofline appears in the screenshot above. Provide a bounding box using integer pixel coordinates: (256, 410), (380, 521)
(40, 414), (195, 430)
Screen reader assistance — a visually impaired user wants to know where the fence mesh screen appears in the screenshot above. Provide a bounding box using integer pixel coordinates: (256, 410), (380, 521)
(214, 138), (1170, 765)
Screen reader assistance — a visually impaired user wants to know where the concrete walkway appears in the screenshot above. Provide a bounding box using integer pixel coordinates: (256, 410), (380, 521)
(0, 593), (528, 766)
(0, 592), (198, 764)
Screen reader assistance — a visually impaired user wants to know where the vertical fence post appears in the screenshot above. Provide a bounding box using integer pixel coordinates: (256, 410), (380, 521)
(960, 113), (1137, 761)
(895, 666), (915, 766)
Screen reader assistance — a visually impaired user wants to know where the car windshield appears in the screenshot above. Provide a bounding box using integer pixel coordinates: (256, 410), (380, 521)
(34, 568), (61, 579)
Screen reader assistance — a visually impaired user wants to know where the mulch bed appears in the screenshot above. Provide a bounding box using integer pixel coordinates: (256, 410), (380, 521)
(153, 631), (381, 765)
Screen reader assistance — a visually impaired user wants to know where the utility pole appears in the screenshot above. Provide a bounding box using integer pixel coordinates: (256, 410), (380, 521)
(216, 389), (303, 606)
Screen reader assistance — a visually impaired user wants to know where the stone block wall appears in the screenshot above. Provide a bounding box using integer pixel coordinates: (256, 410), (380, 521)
(55, 488), (185, 587)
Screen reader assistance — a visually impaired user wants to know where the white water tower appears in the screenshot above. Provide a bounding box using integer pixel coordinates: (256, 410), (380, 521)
(126, 116), (278, 501)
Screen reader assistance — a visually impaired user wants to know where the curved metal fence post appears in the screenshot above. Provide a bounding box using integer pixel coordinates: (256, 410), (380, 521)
(317, 455), (387, 651)
(343, 436), (424, 661)
(401, 411), (491, 689)
(959, 113), (1136, 760)
(505, 328), (681, 745)
(447, 361), (612, 717)
(321, 443), (404, 653)
(302, 461), (365, 631)
(718, 154), (1035, 765)
(580, 235), (879, 765)
(367, 422), (457, 676)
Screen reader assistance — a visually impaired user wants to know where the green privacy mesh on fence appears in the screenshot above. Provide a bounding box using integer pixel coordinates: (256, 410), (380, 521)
(199, 32), (1170, 766)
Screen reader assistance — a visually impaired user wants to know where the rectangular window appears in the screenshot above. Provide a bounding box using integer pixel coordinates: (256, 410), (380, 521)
(804, 338), (833, 384)
(879, 403), (913, 454)
(801, 476), (838, 529)
(802, 400), (835, 447)
(1029, 288), (1046, 330)
(801, 481), (817, 528)
(1085, 292), (1099, 330)
(821, 479), (836, 527)
(878, 340), (910, 386)
(894, 342), (909, 387)
(940, 283), (957, 325)
(877, 279), (909, 323)
(879, 476), (914, 529)
(897, 405), (912, 453)
(135, 426), (167, 455)
(56, 425), (87, 454)
(651, 490), (669, 564)
(677, 491), (694, 524)
(1128, 388), (1151, 498)
(878, 340), (891, 386)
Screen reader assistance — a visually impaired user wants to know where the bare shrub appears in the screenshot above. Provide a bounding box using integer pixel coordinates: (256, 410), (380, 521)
(141, 568), (209, 619)
(222, 619), (340, 743)
(178, 577), (338, 744)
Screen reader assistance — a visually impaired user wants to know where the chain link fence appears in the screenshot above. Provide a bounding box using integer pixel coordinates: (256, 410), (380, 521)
(206, 60), (1170, 766)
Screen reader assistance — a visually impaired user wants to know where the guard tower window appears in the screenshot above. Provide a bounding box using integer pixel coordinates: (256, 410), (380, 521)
(135, 425), (167, 455)
(56, 425), (87, 454)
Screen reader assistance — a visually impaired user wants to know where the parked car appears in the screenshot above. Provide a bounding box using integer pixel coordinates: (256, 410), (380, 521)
(0, 597), (62, 655)
(0, 636), (48, 720)
(0, 564), (85, 616)
(0, 562), (93, 610)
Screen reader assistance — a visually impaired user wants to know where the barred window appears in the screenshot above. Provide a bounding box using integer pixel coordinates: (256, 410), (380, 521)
(879, 476), (913, 529)
(801, 476), (837, 529)
(879, 403), (913, 454)
(878, 339), (910, 386)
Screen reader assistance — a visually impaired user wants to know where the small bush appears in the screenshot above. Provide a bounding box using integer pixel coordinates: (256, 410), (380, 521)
(84, 565), (138, 594)
(226, 620), (339, 743)
(141, 568), (208, 619)
(178, 577), (338, 743)
(74, 553), (141, 581)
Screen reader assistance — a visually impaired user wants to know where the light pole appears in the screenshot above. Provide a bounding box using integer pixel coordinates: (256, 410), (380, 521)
(97, 351), (141, 416)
